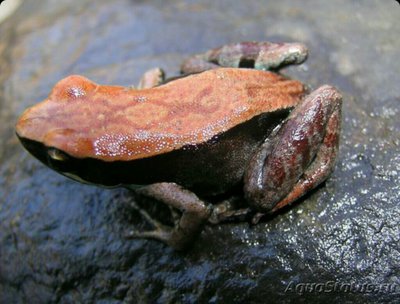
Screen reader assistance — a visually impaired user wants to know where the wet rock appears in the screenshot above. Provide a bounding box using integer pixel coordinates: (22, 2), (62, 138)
(1, 0), (399, 303)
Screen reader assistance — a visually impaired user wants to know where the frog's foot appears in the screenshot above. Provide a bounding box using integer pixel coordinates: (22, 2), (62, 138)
(125, 183), (211, 250)
(126, 200), (170, 231)
(244, 85), (342, 213)
(181, 41), (308, 74)
(137, 67), (165, 89)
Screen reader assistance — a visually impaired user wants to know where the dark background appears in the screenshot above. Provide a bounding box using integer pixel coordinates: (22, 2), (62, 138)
(1, 0), (399, 303)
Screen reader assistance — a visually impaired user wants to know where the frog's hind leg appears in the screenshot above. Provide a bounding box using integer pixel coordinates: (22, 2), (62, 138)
(270, 101), (341, 213)
(125, 183), (211, 250)
(244, 85), (342, 215)
(181, 41), (308, 74)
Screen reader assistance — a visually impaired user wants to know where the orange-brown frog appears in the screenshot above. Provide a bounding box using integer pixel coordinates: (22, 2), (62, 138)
(16, 42), (342, 250)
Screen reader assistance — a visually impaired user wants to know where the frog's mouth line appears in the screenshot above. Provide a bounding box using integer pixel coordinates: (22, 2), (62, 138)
(16, 134), (119, 187)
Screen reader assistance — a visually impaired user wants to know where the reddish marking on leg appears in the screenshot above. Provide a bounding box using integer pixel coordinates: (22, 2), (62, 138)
(244, 85), (342, 213)
(254, 87), (334, 208)
(271, 101), (342, 212)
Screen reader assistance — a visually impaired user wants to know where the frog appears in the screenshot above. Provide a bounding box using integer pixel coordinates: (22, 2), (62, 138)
(15, 41), (342, 250)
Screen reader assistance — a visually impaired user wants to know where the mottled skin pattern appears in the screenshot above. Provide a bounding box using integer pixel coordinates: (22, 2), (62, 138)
(244, 86), (342, 212)
(16, 41), (342, 250)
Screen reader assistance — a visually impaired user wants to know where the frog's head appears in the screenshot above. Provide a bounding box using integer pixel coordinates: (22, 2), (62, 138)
(15, 75), (108, 184)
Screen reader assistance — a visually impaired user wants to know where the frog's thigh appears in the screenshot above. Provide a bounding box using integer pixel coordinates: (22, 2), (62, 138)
(244, 85), (342, 213)
(127, 182), (211, 250)
(271, 103), (341, 212)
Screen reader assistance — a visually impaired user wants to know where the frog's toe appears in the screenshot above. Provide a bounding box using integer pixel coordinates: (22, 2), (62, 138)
(124, 228), (172, 244)
(128, 200), (170, 231)
(126, 200), (174, 244)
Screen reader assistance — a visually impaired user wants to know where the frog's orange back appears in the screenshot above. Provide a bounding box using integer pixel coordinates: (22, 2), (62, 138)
(16, 68), (305, 161)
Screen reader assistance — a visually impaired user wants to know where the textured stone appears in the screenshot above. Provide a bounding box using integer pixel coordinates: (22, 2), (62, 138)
(1, 0), (399, 303)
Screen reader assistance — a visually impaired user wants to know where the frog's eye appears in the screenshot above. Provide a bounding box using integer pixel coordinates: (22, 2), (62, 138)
(48, 148), (69, 162)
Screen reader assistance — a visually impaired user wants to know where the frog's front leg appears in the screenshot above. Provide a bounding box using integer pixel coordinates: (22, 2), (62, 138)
(137, 68), (165, 89)
(244, 85), (342, 214)
(181, 41), (308, 74)
(125, 183), (212, 250)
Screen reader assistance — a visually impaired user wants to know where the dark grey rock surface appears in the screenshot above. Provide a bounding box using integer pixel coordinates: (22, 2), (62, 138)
(1, 0), (399, 303)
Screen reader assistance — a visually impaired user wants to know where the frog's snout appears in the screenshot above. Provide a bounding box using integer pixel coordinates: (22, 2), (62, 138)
(15, 106), (43, 139)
